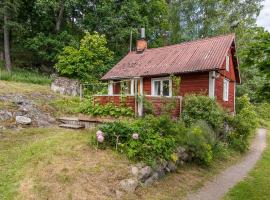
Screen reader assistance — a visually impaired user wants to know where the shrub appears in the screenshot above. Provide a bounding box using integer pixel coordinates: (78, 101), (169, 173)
(98, 115), (177, 166)
(55, 32), (114, 83)
(227, 95), (258, 152)
(178, 121), (217, 165)
(96, 115), (225, 166)
(182, 94), (224, 131)
(255, 103), (270, 127)
(79, 102), (134, 118)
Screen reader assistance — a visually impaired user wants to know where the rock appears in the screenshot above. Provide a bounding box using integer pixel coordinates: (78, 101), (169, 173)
(115, 190), (124, 199)
(119, 178), (138, 193)
(144, 172), (159, 186)
(180, 152), (189, 161)
(51, 77), (80, 96)
(166, 161), (177, 172)
(177, 146), (186, 154)
(131, 166), (139, 176)
(0, 110), (12, 121)
(16, 116), (32, 125)
(138, 166), (152, 182)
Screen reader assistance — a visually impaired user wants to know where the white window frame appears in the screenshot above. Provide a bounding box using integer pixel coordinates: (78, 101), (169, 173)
(223, 78), (229, 102)
(151, 77), (172, 97)
(226, 54), (230, 71)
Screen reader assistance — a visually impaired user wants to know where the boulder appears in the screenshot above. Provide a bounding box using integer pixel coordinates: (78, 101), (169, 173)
(119, 178), (138, 193)
(131, 166), (139, 176)
(138, 166), (152, 182)
(51, 77), (80, 96)
(16, 116), (32, 125)
(144, 172), (159, 186)
(0, 110), (12, 121)
(166, 161), (177, 172)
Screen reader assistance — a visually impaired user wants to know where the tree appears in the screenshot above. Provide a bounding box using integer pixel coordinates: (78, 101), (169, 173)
(1, 0), (20, 72)
(55, 32), (113, 82)
(237, 27), (270, 102)
(168, 0), (263, 42)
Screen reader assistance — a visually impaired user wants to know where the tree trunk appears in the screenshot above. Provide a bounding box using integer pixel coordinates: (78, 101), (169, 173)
(3, 8), (11, 72)
(55, 0), (64, 32)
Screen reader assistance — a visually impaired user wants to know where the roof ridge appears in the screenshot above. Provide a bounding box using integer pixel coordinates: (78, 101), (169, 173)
(131, 33), (235, 53)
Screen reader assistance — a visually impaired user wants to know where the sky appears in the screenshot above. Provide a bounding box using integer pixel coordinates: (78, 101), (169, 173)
(257, 0), (270, 31)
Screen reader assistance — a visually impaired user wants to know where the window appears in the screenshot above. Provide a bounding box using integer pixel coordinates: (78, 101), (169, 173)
(226, 54), (230, 71)
(151, 78), (172, 97)
(153, 80), (161, 96)
(223, 79), (229, 101)
(120, 80), (132, 95)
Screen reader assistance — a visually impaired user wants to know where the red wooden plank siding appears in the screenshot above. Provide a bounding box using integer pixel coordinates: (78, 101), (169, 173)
(142, 72), (209, 97)
(178, 72), (209, 96)
(215, 48), (236, 112)
(93, 96), (136, 111)
(143, 78), (151, 95)
(145, 96), (181, 118)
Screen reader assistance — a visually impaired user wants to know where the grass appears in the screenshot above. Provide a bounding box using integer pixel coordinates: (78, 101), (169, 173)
(224, 124), (270, 200)
(0, 128), (130, 200)
(0, 67), (51, 85)
(0, 127), (242, 200)
(0, 80), (256, 199)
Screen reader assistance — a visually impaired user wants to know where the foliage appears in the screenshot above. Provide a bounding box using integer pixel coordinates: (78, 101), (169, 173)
(177, 121), (218, 165)
(182, 94), (225, 131)
(98, 115), (227, 166)
(227, 95), (258, 152)
(55, 32), (114, 82)
(79, 102), (133, 118)
(0, 67), (51, 85)
(25, 31), (76, 68)
(99, 115), (177, 166)
(255, 103), (270, 127)
(237, 27), (270, 102)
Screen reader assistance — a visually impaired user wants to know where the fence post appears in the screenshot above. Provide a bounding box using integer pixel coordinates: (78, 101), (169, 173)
(80, 84), (83, 101)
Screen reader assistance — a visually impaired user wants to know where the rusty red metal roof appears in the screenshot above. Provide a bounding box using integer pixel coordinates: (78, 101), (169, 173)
(102, 34), (237, 80)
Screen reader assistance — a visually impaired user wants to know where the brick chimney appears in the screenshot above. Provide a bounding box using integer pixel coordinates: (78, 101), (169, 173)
(136, 28), (147, 52)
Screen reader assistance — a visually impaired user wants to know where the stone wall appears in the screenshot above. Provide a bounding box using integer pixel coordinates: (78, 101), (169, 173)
(51, 77), (81, 96)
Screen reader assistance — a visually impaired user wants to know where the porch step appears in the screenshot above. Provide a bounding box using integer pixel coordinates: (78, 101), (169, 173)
(59, 123), (85, 129)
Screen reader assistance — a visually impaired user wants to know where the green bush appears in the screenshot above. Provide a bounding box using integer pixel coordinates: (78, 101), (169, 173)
(182, 94), (224, 131)
(227, 95), (258, 152)
(55, 32), (113, 83)
(255, 103), (270, 127)
(79, 102), (134, 118)
(97, 115), (224, 166)
(98, 115), (177, 166)
(178, 121), (216, 165)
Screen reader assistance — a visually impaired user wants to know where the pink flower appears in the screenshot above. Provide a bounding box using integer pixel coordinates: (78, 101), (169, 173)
(132, 133), (139, 140)
(96, 130), (104, 137)
(97, 134), (104, 143)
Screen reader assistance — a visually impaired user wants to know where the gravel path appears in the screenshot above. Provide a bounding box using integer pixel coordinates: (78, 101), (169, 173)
(185, 128), (267, 200)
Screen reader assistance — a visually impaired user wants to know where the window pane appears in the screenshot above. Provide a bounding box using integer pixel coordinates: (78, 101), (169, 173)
(163, 80), (170, 96)
(154, 81), (161, 96)
(122, 80), (131, 94)
(223, 79), (229, 101)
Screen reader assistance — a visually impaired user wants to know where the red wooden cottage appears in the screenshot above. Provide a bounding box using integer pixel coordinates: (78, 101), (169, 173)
(94, 33), (241, 117)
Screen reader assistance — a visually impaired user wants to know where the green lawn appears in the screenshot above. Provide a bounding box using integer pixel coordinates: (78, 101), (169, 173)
(224, 126), (270, 200)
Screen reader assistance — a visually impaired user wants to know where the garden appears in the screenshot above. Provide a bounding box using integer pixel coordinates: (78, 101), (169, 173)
(90, 94), (259, 174)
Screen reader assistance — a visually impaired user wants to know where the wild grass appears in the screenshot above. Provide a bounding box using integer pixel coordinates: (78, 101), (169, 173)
(0, 67), (51, 85)
(224, 124), (270, 200)
(0, 128), (131, 200)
